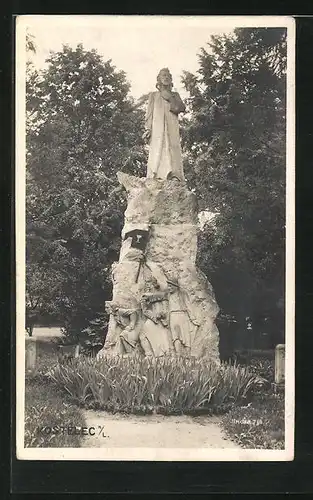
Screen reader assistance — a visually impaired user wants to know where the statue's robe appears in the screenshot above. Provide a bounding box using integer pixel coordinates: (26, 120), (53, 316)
(145, 91), (185, 180)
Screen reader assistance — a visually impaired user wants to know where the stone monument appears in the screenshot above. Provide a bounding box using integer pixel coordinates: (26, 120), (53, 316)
(97, 68), (220, 361)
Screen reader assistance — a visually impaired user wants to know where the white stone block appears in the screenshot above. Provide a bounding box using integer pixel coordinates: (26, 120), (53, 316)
(275, 344), (285, 385)
(25, 336), (37, 372)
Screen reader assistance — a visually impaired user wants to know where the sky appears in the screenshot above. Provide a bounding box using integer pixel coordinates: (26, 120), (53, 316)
(18, 15), (291, 101)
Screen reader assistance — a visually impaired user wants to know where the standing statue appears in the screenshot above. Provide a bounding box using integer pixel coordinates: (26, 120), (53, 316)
(104, 300), (142, 355)
(143, 68), (186, 181)
(139, 277), (172, 356)
(166, 277), (200, 355)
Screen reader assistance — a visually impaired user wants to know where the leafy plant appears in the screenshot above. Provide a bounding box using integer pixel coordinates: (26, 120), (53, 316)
(48, 355), (262, 415)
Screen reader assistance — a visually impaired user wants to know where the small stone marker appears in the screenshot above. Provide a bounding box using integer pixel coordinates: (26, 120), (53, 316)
(58, 343), (80, 359)
(275, 344), (285, 385)
(25, 336), (37, 372)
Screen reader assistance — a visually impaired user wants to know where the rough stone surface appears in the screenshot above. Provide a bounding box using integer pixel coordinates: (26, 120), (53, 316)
(148, 224), (198, 264)
(152, 181), (197, 225)
(118, 172), (198, 225)
(98, 173), (220, 361)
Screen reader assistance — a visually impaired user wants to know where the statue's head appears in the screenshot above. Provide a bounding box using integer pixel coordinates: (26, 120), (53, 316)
(145, 276), (159, 293)
(105, 301), (117, 314)
(156, 68), (173, 90)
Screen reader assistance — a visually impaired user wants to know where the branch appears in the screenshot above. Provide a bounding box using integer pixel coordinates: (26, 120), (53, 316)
(33, 297), (41, 310)
(247, 128), (283, 157)
(127, 93), (150, 112)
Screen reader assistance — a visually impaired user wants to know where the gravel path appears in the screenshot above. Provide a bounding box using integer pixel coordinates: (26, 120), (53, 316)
(82, 410), (240, 449)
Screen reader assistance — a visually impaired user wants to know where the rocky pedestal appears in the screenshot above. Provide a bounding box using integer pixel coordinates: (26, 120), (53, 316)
(97, 173), (220, 361)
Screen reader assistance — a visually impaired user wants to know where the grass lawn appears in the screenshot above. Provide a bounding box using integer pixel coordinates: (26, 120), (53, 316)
(25, 379), (87, 447)
(220, 356), (285, 449)
(221, 391), (284, 449)
(24, 337), (87, 448)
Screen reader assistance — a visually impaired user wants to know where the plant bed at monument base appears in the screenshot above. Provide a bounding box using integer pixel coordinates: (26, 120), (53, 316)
(48, 354), (265, 416)
(221, 391), (284, 449)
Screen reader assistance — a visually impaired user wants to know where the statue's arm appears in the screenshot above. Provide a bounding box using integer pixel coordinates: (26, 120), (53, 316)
(141, 297), (157, 323)
(148, 291), (167, 303)
(169, 92), (186, 115)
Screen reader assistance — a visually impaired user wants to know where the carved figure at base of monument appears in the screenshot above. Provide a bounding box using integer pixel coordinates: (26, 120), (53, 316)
(101, 300), (142, 356)
(139, 277), (172, 356)
(166, 276), (199, 355)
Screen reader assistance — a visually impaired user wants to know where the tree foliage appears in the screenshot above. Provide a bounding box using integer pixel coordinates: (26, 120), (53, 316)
(26, 44), (146, 344)
(182, 28), (286, 343)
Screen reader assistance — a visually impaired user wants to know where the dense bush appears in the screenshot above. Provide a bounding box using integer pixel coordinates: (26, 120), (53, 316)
(233, 351), (275, 392)
(233, 349), (275, 363)
(48, 355), (264, 415)
(247, 358), (275, 385)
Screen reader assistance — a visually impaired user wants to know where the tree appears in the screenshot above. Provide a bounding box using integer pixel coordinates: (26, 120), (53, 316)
(182, 28), (287, 347)
(26, 44), (146, 346)
(26, 262), (64, 336)
(26, 30), (36, 54)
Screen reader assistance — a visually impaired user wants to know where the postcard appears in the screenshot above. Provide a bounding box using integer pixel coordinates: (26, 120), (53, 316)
(16, 14), (295, 461)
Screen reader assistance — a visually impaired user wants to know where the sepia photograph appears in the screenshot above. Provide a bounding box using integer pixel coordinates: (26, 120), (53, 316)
(16, 15), (295, 461)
